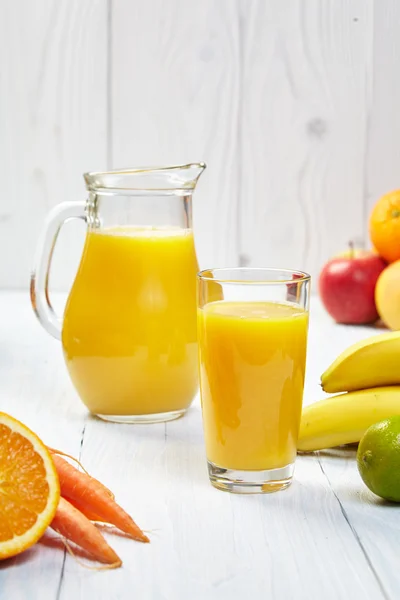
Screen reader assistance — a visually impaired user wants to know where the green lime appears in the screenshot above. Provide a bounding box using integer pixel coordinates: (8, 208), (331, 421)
(357, 416), (400, 502)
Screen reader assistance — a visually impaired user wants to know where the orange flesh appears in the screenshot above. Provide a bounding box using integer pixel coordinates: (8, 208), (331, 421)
(0, 424), (49, 541)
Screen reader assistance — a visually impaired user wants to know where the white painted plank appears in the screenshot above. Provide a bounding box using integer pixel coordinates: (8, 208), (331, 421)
(0, 292), (396, 598)
(316, 451), (399, 600)
(306, 300), (399, 600)
(0, 0), (108, 291)
(0, 292), (87, 598)
(365, 0), (400, 217)
(58, 296), (385, 599)
(59, 407), (384, 600)
(111, 0), (241, 270)
(239, 0), (373, 278)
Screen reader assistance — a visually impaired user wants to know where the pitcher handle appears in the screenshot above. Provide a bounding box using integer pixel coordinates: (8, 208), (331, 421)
(30, 201), (87, 340)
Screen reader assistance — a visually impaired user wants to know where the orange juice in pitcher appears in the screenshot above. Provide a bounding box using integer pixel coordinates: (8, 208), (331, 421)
(31, 164), (206, 423)
(63, 227), (198, 420)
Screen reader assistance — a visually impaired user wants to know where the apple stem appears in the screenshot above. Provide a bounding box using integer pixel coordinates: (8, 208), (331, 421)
(348, 240), (354, 259)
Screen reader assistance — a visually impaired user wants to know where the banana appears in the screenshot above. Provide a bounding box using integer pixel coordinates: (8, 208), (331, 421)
(321, 330), (400, 393)
(298, 386), (400, 452)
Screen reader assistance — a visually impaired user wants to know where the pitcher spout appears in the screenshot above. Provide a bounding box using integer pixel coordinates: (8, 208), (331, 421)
(84, 163), (206, 193)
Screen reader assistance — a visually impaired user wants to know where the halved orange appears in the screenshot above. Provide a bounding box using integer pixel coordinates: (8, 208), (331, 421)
(0, 412), (60, 559)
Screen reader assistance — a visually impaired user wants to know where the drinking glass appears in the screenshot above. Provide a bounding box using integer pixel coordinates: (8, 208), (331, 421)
(197, 268), (310, 493)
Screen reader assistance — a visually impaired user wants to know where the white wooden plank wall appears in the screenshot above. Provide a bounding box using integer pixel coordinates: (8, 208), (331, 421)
(366, 1), (400, 212)
(1, 0), (399, 290)
(0, 0), (108, 291)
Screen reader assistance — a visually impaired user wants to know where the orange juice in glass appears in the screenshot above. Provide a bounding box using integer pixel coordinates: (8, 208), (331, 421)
(31, 164), (205, 423)
(197, 268), (310, 493)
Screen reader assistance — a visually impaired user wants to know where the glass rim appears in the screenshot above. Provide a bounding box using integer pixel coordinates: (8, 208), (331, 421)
(85, 162), (206, 178)
(83, 163), (206, 193)
(197, 267), (311, 285)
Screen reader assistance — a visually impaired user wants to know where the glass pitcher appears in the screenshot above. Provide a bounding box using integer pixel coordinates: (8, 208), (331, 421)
(31, 163), (206, 423)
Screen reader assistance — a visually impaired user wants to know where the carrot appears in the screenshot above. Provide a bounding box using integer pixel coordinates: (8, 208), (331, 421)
(48, 449), (115, 499)
(67, 497), (108, 523)
(51, 498), (122, 567)
(51, 453), (149, 543)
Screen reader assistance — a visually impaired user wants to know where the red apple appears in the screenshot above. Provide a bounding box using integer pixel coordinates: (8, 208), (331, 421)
(319, 249), (387, 324)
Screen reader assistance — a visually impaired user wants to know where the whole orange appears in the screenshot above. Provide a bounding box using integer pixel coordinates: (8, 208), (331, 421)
(369, 190), (400, 263)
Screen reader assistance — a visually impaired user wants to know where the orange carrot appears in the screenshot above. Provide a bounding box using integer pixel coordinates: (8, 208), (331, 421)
(49, 450), (115, 499)
(51, 453), (149, 543)
(51, 498), (122, 567)
(67, 497), (108, 523)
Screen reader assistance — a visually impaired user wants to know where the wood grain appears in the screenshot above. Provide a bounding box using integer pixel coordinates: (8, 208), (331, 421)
(317, 451), (398, 600)
(2, 292), (399, 599)
(61, 410), (385, 600)
(0, 0), (108, 291)
(0, 292), (86, 599)
(365, 0), (400, 220)
(238, 0), (373, 277)
(307, 300), (396, 600)
(111, 0), (241, 269)
(3, 0), (400, 289)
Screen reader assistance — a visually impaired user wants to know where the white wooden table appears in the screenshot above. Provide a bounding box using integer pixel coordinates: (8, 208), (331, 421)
(0, 291), (398, 600)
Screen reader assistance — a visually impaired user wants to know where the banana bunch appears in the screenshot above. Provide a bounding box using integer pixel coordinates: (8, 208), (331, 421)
(298, 331), (400, 452)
